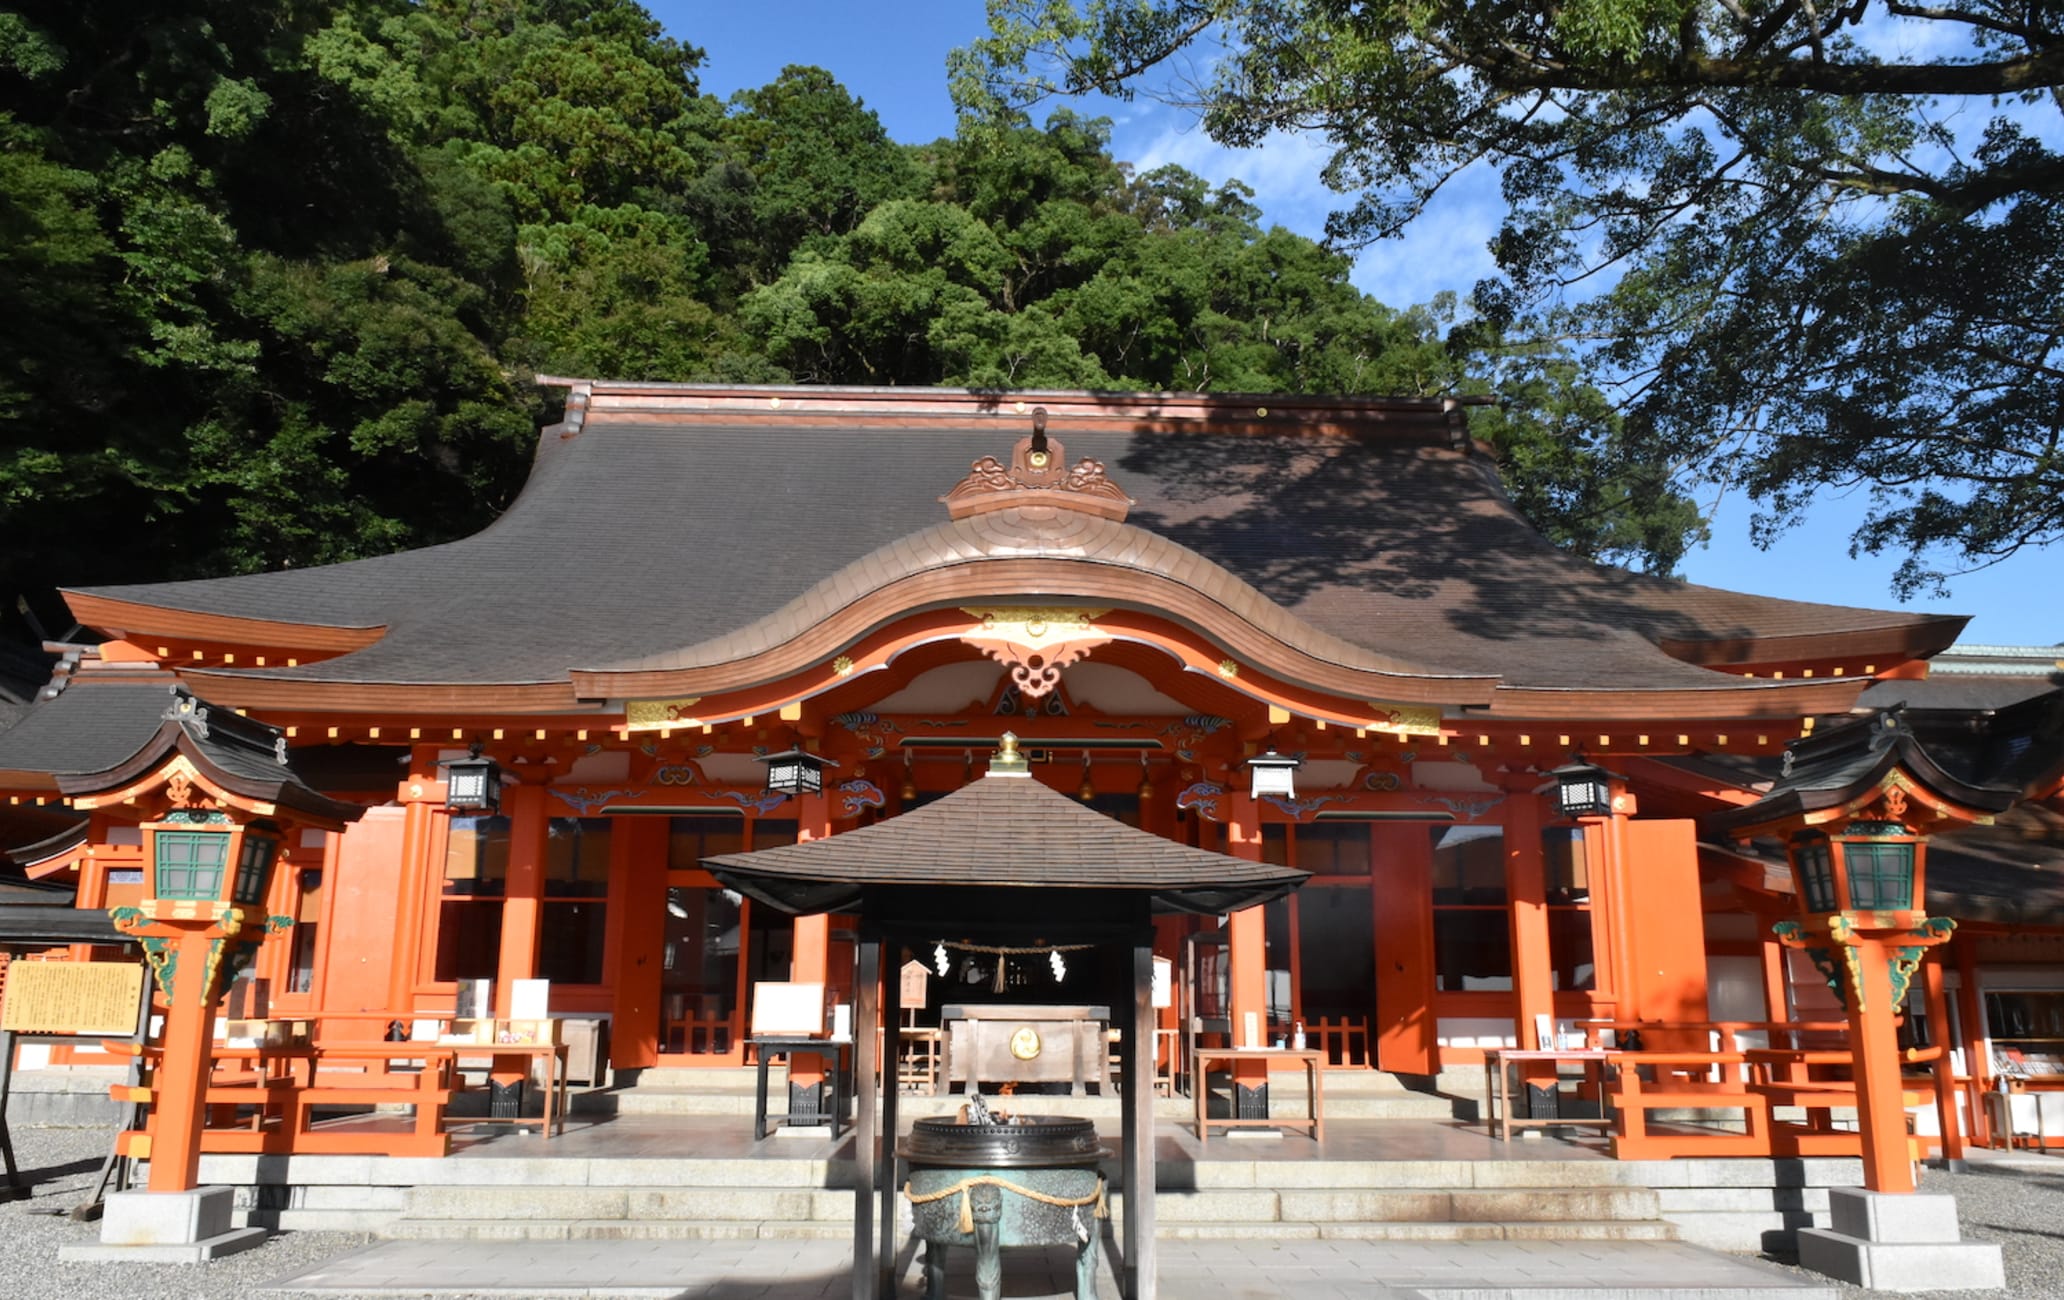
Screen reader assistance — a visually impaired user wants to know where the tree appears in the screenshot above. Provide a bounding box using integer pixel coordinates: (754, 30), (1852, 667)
(958, 2), (2064, 594)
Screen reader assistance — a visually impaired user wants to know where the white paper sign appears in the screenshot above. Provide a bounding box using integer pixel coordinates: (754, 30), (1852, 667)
(511, 979), (551, 1020)
(750, 982), (827, 1036)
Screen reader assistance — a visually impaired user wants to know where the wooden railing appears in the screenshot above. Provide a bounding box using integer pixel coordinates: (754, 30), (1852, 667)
(108, 1016), (571, 1160)
(1564, 1020), (1950, 1162)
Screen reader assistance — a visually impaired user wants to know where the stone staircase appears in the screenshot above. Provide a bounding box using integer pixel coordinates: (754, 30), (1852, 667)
(373, 1153), (1677, 1245)
(190, 1063), (1861, 1252)
(383, 1068), (1681, 1243)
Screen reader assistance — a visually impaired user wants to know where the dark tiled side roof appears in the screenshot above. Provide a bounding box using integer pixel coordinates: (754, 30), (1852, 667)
(70, 399), (1959, 693)
(0, 681), (178, 783)
(704, 772), (1304, 914)
(1710, 706), (2025, 835)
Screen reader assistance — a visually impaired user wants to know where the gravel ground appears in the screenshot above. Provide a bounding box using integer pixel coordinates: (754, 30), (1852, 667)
(7, 1123), (2064, 1298)
(1, 1125), (370, 1300)
(1763, 1158), (2064, 1300)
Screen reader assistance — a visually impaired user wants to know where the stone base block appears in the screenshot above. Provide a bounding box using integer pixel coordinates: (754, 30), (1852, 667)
(1829, 1187), (1961, 1242)
(1797, 1229), (2003, 1291)
(1797, 1188), (2004, 1292)
(1225, 1129), (1283, 1141)
(58, 1229), (269, 1264)
(59, 1187), (270, 1264)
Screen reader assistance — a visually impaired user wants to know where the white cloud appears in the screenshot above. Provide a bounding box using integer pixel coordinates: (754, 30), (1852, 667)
(1110, 109), (1503, 310)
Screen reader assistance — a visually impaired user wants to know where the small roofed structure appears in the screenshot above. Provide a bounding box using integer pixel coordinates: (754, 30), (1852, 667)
(704, 733), (1307, 1300)
(704, 735), (1304, 919)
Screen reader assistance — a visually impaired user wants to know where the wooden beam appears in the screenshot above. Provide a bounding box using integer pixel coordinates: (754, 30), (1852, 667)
(851, 938), (880, 1300)
(1128, 939), (1157, 1300)
(877, 940), (901, 1300)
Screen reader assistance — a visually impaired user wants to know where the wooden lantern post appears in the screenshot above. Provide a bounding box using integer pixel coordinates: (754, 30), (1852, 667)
(55, 690), (361, 1206)
(109, 809), (290, 1193)
(1769, 798), (1950, 1194)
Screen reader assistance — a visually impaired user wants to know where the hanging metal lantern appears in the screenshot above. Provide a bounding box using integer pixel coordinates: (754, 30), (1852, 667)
(757, 745), (832, 796)
(1543, 759), (1615, 819)
(444, 753), (502, 814)
(1246, 747), (1301, 799)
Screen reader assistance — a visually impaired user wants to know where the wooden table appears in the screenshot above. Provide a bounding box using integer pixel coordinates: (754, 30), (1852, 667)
(1192, 1047), (1323, 1142)
(1482, 1048), (1616, 1140)
(751, 1036), (851, 1140)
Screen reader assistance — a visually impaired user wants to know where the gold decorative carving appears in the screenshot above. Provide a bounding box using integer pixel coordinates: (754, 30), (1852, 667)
(625, 696), (703, 732)
(962, 607), (1113, 699)
(1363, 702), (1444, 736)
(1009, 1026), (1043, 1060)
(1217, 659), (1239, 679)
(940, 431), (1133, 522)
(833, 655), (855, 677)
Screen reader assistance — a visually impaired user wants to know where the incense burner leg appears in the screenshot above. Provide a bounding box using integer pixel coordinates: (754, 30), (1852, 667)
(970, 1182), (1003, 1300)
(922, 1240), (948, 1300)
(1074, 1208), (1101, 1300)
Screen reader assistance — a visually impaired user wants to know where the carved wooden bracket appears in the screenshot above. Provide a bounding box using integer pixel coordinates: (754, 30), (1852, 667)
(960, 607), (1112, 698)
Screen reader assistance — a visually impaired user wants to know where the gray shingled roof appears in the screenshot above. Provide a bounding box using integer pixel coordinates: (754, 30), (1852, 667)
(70, 389), (1961, 694)
(0, 681), (179, 783)
(704, 768), (1305, 916)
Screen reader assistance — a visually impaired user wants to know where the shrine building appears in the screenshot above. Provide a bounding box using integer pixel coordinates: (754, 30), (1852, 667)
(2, 381), (2060, 1184)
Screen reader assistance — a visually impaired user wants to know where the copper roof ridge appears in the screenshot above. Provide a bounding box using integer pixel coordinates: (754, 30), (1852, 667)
(541, 375), (1484, 414)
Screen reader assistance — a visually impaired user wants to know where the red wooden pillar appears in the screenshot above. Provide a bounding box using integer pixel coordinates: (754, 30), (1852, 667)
(495, 782), (549, 1015)
(608, 816), (669, 1071)
(1953, 938), (1991, 1147)
(386, 752), (444, 1016)
(1502, 787), (1556, 1103)
(1760, 933), (1791, 1025)
(1372, 823), (1436, 1075)
(145, 928), (224, 1192)
(1847, 941), (1918, 1193)
(491, 782), (549, 1098)
(789, 787), (834, 1113)
(1923, 955), (1965, 1163)
(1503, 789), (1553, 1040)
(1225, 790), (1270, 1111)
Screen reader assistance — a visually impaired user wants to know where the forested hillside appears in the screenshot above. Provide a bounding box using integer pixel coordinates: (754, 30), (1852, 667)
(0, 0), (1691, 646)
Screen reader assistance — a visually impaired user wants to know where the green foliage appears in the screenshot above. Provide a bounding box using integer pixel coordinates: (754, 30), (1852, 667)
(0, 0), (1684, 649)
(959, 0), (2064, 595)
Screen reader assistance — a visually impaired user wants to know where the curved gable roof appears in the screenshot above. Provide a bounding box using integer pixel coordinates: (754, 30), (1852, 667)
(65, 384), (1960, 708)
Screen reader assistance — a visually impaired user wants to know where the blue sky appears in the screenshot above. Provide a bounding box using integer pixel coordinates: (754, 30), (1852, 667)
(657, 2), (2058, 647)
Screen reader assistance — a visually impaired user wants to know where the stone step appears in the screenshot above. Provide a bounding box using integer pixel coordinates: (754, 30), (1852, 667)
(1164, 1219), (1680, 1242)
(396, 1182), (1661, 1228)
(581, 1087), (1457, 1121)
(383, 1214), (1676, 1244)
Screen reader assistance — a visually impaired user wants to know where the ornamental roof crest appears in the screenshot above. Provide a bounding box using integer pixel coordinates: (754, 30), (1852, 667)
(940, 406), (1133, 522)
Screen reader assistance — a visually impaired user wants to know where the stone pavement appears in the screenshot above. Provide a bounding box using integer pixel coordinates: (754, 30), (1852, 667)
(264, 1235), (1836, 1299)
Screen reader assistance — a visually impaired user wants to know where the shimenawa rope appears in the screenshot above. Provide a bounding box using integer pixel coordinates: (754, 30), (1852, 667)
(903, 1174), (1108, 1235)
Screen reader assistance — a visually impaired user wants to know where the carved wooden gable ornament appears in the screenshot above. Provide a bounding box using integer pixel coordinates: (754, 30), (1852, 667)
(940, 410), (1134, 695)
(939, 409), (1133, 523)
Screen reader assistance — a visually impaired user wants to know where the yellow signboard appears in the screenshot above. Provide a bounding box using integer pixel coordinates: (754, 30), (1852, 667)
(0, 961), (148, 1036)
